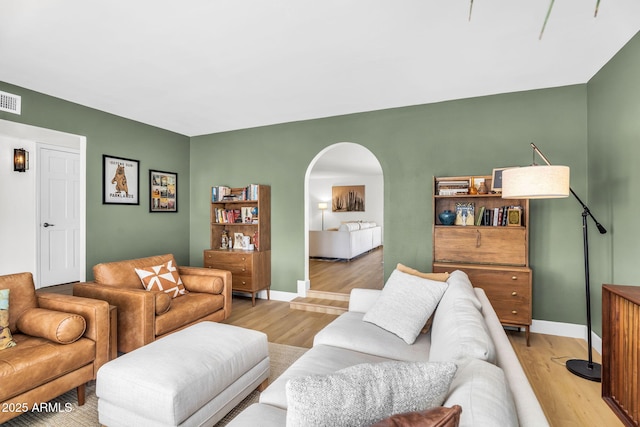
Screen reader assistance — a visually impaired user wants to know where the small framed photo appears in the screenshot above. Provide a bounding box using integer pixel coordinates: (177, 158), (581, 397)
(150, 170), (177, 212)
(491, 168), (508, 193)
(506, 207), (522, 226)
(234, 232), (244, 249)
(103, 155), (140, 205)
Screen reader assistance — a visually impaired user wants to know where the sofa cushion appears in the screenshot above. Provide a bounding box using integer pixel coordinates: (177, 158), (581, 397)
(135, 259), (188, 298)
(338, 222), (360, 231)
(0, 334), (95, 401)
(260, 344), (393, 409)
(443, 359), (517, 427)
(17, 308), (86, 344)
(363, 269), (448, 345)
(314, 312), (431, 362)
(285, 361), (457, 427)
(0, 289), (16, 350)
(154, 292), (224, 336)
(370, 405), (462, 427)
(429, 271), (495, 363)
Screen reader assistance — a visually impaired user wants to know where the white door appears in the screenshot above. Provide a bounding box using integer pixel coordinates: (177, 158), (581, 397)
(39, 147), (81, 287)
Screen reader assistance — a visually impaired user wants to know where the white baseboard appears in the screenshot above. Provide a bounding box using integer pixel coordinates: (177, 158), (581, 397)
(531, 319), (602, 355)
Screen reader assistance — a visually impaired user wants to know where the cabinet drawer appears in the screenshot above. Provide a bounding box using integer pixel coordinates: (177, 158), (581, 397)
(433, 264), (531, 326)
(433, 227), (527, 266)
(204, 251), (253, 274)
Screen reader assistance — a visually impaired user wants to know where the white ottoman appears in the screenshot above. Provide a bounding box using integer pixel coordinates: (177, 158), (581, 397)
(96, 322), (269, 427)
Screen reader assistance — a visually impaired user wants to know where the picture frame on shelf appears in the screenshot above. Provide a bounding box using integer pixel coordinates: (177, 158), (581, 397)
(507, 207), (522, 226)
(103, 154), (140, 205)
(491, 168), (509, 193)
(455, 202), (475, 226)
(149, 169), (177, 212)
(234, 232), (244, 249)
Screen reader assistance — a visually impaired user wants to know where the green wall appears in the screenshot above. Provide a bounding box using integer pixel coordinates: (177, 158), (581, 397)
(587, 31), (640, 333)
(0, 82), (191, 278)
(6, 29), (640, 335)
(190, 85), (591, 328)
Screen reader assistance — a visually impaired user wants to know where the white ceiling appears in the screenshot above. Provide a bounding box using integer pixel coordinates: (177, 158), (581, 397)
(1, 1), (640, 137)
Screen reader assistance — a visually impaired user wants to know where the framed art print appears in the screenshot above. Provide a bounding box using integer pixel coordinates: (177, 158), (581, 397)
(150, 170), (177, 212)
(103, 154), (140, 205)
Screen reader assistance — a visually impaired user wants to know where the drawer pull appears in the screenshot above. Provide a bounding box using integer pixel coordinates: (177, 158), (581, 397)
(512, 291), (518, 296)
(512, 310), (518, 315)
(476, 230), (481, 248)
(241, 257), (246, 261)
(511, 276), (517, 280)
(242, 268), (246, 272)
(242, 281), (246, 285)
(207, 255), (211, 258)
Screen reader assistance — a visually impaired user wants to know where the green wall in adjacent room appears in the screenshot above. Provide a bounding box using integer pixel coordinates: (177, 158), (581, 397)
(0, 82), (191, 278)
(587, 30), (640, 333)
(190, 85), (591, 328)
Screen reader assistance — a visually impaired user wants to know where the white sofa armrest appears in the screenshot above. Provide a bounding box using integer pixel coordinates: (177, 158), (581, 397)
(348, 288), (381, 313)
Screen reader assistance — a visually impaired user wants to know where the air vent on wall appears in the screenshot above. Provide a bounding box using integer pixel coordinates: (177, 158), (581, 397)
(0, 90), (21, 115)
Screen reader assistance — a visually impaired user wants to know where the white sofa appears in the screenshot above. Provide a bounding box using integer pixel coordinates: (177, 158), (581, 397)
(309, 222), (382, 260)
(228, 270), (549, 427)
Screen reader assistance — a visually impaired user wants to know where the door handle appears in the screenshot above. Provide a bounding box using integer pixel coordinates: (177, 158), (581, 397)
(43, 222), (55, 227)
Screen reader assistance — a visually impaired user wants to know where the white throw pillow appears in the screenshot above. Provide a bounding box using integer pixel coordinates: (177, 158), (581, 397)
(363, 269), (448, 344)
(285, 361), (457, 427)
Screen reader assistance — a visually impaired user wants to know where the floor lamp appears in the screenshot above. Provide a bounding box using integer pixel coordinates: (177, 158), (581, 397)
(502, 143), (606, 382)
(318, 202), (328, 230)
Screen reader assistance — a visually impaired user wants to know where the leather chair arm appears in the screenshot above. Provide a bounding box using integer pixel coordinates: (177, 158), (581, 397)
(36, 293), (110, 378)
(178, 267), (232, 319)
(73, 282), (155, 353)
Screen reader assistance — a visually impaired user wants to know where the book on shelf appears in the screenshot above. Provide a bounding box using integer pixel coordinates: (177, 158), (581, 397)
(476, 206), (485, 226)
(212, 184), (261, 202)
(437, 180), (470, 196)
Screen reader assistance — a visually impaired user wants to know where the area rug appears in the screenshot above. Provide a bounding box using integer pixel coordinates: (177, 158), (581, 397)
(4, 342), (307, 427)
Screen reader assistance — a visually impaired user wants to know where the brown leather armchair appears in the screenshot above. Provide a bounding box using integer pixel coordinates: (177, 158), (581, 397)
(0, 272), (110, 424)
(73, 254), (231, 353)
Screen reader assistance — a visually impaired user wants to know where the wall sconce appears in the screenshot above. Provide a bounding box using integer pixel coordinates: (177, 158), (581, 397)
(14, 148), (29, 172)
(318, 202), (328, 230)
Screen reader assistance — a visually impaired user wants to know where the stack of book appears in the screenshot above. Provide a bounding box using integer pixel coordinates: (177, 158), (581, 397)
(437, 180), (469, 196)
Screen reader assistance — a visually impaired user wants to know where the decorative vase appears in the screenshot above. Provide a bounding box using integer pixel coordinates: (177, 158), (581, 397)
(477, 181), (488, 194)
(221, 230), (229, 249)
(439, 209), (456, 225)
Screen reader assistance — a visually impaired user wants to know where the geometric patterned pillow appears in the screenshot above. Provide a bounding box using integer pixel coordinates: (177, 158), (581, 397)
(0, 289), (17, 350)
(134, 260), (188, 298)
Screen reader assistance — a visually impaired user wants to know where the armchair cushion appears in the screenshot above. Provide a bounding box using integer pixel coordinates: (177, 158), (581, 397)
(0, 289), (16, 350)
(135, 259), (188, 298)
(17, 308), (86, 344)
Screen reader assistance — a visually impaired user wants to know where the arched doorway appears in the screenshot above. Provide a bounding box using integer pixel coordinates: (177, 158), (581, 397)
(302, 142), (384, 298)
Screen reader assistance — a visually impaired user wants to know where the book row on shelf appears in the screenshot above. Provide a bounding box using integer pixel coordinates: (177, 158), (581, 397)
(213, 207), (259, 224)
(211, 184), (260, 202)
(437, 180), (470, 196)
(452, 202), (523, 227)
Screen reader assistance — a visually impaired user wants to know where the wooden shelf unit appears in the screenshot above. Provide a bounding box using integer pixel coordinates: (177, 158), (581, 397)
(432, 175), (532, 345)
(204, 185), (271, 306)
(602, 284), (640, 427)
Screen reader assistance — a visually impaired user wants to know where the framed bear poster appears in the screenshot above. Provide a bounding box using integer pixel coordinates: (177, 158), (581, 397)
(103, 154), (140, 205)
